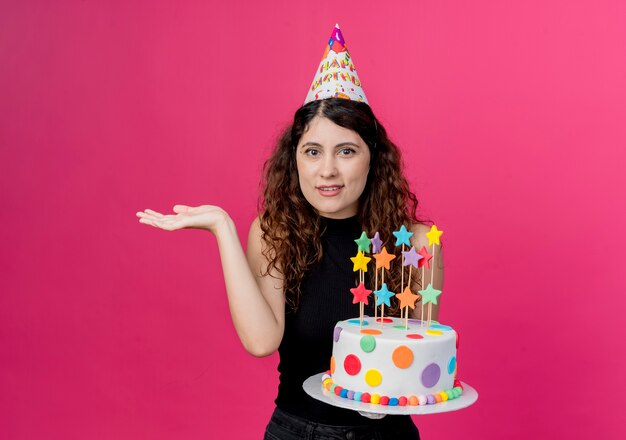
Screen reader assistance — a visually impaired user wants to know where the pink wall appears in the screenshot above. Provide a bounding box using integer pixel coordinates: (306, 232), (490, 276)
(2, 1), (625, 438)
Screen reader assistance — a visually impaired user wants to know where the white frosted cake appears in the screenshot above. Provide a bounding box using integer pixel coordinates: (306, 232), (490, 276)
(323, 316), (462, 406)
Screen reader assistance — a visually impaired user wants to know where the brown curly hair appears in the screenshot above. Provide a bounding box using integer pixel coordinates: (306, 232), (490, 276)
(259, 98), (425, 312)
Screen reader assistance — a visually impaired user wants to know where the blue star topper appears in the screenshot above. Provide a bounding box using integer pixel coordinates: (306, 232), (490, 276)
(374, 282), (396, 307)
(392, 225), (413, 247)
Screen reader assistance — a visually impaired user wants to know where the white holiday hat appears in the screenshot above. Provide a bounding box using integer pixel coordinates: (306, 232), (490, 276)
(304, 24), (368, 105)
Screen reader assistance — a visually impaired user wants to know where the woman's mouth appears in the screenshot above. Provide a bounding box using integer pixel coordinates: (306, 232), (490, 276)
(316, 185), (344, 197)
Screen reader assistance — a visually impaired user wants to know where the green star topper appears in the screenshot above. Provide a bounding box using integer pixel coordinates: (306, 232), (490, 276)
(354, 231), (371, 253)
(419, 283), (442, 305)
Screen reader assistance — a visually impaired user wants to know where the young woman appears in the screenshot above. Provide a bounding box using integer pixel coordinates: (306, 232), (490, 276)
(137, 97), (443, 439)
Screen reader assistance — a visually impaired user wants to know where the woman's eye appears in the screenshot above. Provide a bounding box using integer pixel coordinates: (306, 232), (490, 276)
(305, 149), (320, 156)
(338, 148), (355, 156)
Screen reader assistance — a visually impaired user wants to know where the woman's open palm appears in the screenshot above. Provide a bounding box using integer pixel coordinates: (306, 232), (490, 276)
(136, 205), (228, 233)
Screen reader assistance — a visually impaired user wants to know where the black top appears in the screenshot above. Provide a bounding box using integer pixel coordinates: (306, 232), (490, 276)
(275, 216), (408, 425)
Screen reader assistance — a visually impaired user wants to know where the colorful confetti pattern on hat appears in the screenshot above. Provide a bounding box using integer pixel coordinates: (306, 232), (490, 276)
(304, 24), (368, 105)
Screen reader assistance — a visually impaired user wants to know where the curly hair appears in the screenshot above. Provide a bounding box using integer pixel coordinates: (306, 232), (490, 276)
(259, 98), (424, 312)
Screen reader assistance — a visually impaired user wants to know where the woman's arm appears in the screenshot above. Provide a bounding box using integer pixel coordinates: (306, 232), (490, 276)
(409, 223), (444, 322)
(137, 206), (284, 357)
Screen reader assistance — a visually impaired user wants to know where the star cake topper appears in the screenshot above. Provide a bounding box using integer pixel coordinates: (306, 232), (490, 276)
(350, 282), (372, 305)
(419, 283), (442, 305)
(373, 247), (396, 270)
(354, 231), (371, 253)
(396, 286), (420, 310)
(402, 246), (422, 268)
(426, 225), (444, 246)
(371, 232), (382, 254)
(350, 251), (371, 272)
(374, 283), (395, 307)
(392, 225), (413, 247)
(418, 246), (433, 269)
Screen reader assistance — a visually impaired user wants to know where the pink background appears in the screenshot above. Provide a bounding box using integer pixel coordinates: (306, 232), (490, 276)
(2, 1), (625, 438)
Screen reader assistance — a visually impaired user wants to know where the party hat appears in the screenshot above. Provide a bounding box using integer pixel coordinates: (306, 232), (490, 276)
(304, 24), (368, 105)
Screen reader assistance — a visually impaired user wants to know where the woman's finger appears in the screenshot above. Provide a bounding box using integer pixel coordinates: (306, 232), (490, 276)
(144, 209), (164, 218)
(136, 211), (160, 222)
(172, 205), (191, 213)
(139, 216), (182, 231)
(138, 217), (159, 228)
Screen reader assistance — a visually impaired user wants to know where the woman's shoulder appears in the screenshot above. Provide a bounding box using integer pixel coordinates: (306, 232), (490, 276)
(410, 222), (445, 252)
(249, 216), (261, 235)
(410, 222), (430, 236)
(409, 223), (430, 246)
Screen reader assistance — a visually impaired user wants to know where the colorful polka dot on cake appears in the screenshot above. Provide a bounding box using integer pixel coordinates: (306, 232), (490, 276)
(343, 354), (361, 375)
(448, 356), (456, 374)
(365, 369), (382, 387)
(421, 363), (441, 388)
(392, 345), (414, 369)
(333, 326), (343, 342)
(360, 329), (381, 335)
(360, 335), (376, 353)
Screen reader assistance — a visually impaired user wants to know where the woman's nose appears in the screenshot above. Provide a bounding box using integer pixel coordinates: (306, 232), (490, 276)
(320, 156), (338, 178)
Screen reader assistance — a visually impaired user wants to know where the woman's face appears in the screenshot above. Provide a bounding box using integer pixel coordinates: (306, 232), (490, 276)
(296, 116), (371, 219)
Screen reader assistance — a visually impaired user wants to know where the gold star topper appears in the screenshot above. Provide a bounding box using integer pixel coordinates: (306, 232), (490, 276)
(426, 225), (444, 246)
(350, 251), (371, 272)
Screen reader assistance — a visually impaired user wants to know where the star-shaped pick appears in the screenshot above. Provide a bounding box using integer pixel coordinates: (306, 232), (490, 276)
(373, 247), (396, 270)
(402, 246), (422, 268)
(419, 283), (442, 305)
(392, 225), (414, 247)
(371, 232), (382, 254)
(418, 246), (433, 269)
(396, 286), (420, 310)
(374, 283), (395, 307)
(350, 251), (371, 272)
(354, 232), (371, 253)
(426, 225), (444, 246)
(350, 281), (372, 305)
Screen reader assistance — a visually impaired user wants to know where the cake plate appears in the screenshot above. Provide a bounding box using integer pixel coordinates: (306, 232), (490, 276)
(303, 372), (478, 416)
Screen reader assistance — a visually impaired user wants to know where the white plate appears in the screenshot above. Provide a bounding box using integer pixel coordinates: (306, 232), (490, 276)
(303, 373), (478, 415)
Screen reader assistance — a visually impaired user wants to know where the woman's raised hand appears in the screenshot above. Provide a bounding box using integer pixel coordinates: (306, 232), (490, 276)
(136, 205), (230, 233)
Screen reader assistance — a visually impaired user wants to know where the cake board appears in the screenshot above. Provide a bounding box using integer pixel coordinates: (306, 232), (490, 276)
(303, 372), (478, 416)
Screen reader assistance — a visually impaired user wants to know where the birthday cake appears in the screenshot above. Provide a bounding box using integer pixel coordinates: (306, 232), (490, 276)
(323, 317), (462, 406)
(321, 225), (464, 407)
